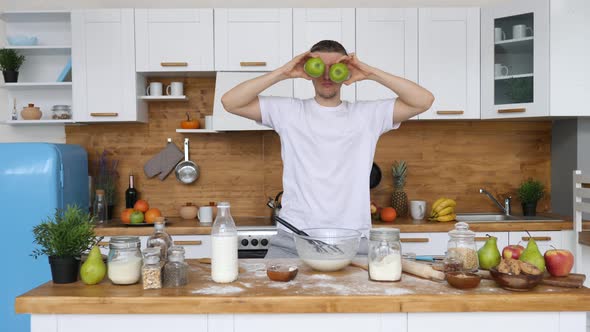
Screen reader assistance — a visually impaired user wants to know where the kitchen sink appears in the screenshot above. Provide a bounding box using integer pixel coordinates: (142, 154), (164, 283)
(455, 213), (563, 223)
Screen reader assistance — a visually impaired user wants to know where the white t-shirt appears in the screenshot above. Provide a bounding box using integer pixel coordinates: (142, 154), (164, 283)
(259, 96), (399, 235)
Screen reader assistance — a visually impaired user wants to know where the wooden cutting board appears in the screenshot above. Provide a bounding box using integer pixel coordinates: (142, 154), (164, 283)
(477, 270), (586, 288)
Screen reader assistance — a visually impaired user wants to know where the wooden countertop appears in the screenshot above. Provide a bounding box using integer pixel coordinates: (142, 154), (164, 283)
(15, 258), (590, 314)
(94, 214), (573, 237)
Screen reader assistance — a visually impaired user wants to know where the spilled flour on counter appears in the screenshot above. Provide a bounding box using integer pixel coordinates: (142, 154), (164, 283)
(192, 285), (244, 295)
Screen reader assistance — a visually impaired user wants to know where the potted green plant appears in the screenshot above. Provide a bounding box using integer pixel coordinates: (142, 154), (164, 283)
(94, 150), (119, 220)
(32, 205), (98, 284)
(0, 48), (25, 83)
(517, 178), (545, 216)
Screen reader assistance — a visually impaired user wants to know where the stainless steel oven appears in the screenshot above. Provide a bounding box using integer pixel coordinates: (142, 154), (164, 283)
(237, 226), (277, 259)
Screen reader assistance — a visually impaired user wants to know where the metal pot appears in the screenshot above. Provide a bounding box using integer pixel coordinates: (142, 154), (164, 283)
(175, 138), (199, 184)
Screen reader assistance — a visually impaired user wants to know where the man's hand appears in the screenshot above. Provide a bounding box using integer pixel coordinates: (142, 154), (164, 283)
(339, 53), (376, 85)
(278, 51), (314, 80)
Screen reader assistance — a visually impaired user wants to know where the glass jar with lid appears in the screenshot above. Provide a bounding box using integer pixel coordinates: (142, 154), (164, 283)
(51, 105), (72, 120)
(368, 228), (402, 282)
(107, 236), (142, 285)
(142, 248), (162, 289)
(146, 217), (173, 261)
(163, 246), (189, 287)
(445, 222), (479, 272)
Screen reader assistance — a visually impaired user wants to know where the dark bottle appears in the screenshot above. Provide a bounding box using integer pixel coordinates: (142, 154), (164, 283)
(125, 174), (138, 208)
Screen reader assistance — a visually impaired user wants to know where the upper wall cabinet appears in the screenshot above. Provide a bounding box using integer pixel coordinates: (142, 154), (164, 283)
(212, 72), (293, 131)
(292, 8), (356, 102)
(72, 9), (147, 122)
(355, 8), (418, 102)
(135, 9), (214, 72)
(481, 0), (589, 118)
(418, 8), (480, 120)
(214, 9), (292, 71)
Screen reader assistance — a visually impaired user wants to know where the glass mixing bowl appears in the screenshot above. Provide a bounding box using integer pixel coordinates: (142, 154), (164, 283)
(293, 228), (361, 272)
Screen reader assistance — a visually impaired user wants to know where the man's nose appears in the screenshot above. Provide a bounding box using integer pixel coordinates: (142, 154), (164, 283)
(323, 65), (330, 80)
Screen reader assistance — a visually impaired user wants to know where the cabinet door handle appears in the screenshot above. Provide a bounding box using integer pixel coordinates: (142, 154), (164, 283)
(240, 61), (267, 67)
(521, 236), (551, 242)
(498, 108), (526, 113)
(175, 240), (202, 246)
(436, 110), (464, 115)
(98, 241), (109, 247)
(90, 113), (119, 117)
(160, 62), (188, 67)
(401, 238), (430, 243)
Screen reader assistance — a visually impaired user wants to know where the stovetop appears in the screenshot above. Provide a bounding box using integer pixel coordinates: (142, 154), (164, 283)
(237, 225), (277, 251)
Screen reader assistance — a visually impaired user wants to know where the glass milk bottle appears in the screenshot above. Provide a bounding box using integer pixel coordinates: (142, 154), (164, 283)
(211, 202), (238, 283)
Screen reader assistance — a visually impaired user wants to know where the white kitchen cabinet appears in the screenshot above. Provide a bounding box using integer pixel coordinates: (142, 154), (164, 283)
(135, 9), (214, 72)
(355, 8), (418, 102)
(481, 0), (590, 118)
(401, 232), (447, 256)
(174, 235), (212, 258)
(212, 72), (293, 131)
(408, 312), (568, 332)
(292, 8), (356, 102)
(214, 9), (292, 72)
(418, 8), (480, 120)
(72, 9), (147, 122)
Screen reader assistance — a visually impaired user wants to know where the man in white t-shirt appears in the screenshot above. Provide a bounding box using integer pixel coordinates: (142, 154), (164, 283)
(222, 40), (434, 257)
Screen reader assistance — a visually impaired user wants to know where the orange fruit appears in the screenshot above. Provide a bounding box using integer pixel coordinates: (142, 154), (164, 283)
(121, 208), (134, 224)
(380, 207), (397, 222)
(145, 208), (162, 224)
(134, 199), (149, 213)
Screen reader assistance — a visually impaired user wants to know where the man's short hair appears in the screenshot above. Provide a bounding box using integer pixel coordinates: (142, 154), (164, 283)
(310, 40), (348, 55)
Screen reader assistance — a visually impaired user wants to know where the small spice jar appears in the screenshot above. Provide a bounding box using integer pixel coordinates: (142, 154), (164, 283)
(142, 248), (162, 290)
(368, 228), (402, 282)
(163, 246), (189, 287)
(446, 222), (479, 272)
(107, 236), (142, 285)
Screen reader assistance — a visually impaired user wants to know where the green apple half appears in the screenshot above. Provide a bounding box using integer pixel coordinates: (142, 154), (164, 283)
(329, 63), (350, 83)
(304, 57), (326, 78)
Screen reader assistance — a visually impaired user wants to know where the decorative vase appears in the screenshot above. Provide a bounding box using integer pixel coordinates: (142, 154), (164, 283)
(107, 204), (115, 221)
(522, 202), (537, 216)
(20, 103), (42, 120)
(2, 70), (19, 83)
(48, 256), (80, 284)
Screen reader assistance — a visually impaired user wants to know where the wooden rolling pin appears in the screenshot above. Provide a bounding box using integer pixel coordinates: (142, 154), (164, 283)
(350, 259), (445, 281)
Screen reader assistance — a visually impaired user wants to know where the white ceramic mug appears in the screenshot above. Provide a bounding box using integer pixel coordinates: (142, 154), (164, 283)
(166, 82), (184, 96)
(198, 206), (213, 224)
(146, 82), (163, 96)
(494, 64), (510, 77)
(512, 24), (533, 39)
(205, 115), (213, 129)
(494, 27), (506, 42)
(410, 200), (426, 220)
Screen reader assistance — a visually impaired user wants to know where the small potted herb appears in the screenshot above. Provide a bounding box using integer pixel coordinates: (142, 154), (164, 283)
(0, 48), (25, 83)
(32, 205), (98, 284)
(517, 178), (545, 216)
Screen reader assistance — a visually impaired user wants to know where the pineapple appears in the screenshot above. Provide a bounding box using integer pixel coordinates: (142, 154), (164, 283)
(391, 160), (409, 217)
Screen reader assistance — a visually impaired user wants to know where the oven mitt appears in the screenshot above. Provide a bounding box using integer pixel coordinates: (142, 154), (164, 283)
(143, 141), (183, 180)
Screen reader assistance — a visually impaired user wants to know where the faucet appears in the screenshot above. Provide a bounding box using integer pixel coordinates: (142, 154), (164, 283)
(479, 188), (511, 215)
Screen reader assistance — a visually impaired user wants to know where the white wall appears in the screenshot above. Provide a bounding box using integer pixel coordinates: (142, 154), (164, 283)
(0, 0), (508, 143)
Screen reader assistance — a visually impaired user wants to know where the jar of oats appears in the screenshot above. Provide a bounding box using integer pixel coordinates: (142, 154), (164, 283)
(446, 222), (479, 272)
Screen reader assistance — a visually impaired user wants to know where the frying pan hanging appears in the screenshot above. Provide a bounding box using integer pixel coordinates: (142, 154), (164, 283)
(370, 162), (382, 189)
(175, 138), (199, 184)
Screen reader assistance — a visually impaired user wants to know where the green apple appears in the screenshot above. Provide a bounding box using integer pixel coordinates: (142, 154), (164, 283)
(130, 210), (144, 224)
(329, 63), (350, 83)
(304, 57), (325, 78)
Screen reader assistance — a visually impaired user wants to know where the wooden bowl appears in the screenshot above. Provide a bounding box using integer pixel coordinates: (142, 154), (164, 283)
(446, 272), (481, 289)
(267, 264), (298, 282)
(489, 267), (544, 291)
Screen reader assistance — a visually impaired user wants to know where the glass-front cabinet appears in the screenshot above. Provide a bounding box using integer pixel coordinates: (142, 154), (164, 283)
(481, 0), (549, 119)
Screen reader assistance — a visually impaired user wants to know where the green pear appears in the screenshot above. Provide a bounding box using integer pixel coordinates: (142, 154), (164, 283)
(80, 246), (106, 285)
(478, 235), (501, 269)
(519, 236), (545, 271)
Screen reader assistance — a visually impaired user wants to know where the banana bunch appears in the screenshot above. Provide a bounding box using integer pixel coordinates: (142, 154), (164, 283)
(429, 198), (457, 222)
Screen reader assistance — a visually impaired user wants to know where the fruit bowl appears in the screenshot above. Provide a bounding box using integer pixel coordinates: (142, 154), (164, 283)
(293, 228), (361, 272)
(489, 267), (544, 291)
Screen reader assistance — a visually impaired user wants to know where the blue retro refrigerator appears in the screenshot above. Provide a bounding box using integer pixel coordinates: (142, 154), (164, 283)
(0, 143), (89, 332)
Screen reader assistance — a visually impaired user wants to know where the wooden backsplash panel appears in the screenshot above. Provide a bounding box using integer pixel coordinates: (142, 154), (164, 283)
(66, 77), (552, 218)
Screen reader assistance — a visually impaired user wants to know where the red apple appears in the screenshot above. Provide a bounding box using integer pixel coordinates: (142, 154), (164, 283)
(502, 244), (525, 259)
(544, 249), (574, 277)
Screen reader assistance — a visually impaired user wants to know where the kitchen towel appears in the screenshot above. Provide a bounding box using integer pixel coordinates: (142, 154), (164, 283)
(143, 140), (184, 180)
(265, 229), (369, 259)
